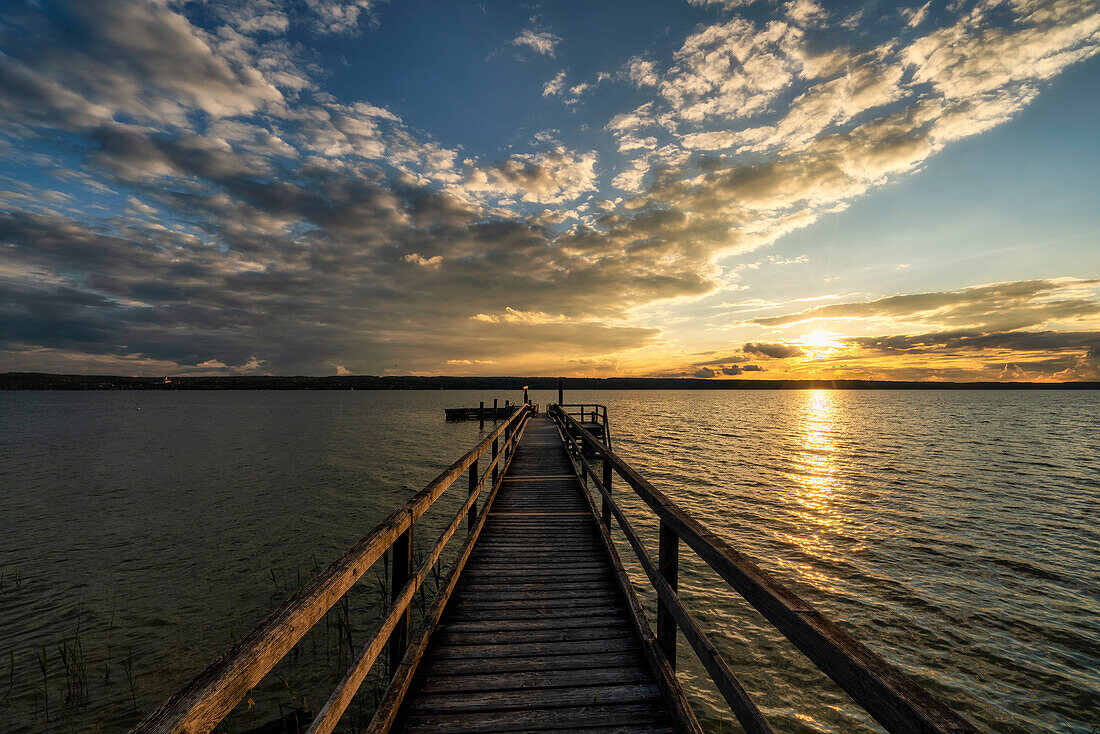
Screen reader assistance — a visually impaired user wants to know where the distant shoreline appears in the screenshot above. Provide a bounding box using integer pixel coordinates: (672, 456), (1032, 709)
(2, 372), (1098, 390)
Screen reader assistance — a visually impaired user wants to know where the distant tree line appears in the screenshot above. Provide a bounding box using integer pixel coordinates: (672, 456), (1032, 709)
(1, 372), (1097, 390)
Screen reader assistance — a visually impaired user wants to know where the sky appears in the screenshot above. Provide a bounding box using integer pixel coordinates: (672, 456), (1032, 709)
(0, 0), (1097, 380)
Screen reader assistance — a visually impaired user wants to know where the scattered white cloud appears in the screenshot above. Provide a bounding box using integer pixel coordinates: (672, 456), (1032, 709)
(512, 29), (561, 57)
(542, 70), (567, 96)
(403, 253), (443, 268)
(901, 1), (933, 28)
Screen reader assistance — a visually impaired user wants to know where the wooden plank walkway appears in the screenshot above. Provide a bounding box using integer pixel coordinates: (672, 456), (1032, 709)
(394, 415), (678, 733)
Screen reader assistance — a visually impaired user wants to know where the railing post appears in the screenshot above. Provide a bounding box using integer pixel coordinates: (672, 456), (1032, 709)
(657, 521), (679, 670)
(491, 437), (499, 488)
(493, 398), (498, 420)
(602, 460), (612, 532)
(468, 458), (478, 534)
(389, 525), (413, 678)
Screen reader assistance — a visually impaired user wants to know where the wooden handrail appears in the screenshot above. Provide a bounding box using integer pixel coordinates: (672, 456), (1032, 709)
(133, 405), (532, 734)
(554, 409), (773, 733)
(549, 404), (978, 734)
(366, 410), (534, 733)
(558, 402), (613, 451)
(310, 407), (532, 734)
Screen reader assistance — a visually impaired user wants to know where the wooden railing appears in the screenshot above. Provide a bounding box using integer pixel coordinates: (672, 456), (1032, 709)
(549, 404), (978, 734)
(557, 402), (613, 451)
(133, 404), (534, 734)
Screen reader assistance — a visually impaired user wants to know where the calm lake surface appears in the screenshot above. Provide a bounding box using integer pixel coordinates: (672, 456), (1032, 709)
(1, 390), (1097, 733)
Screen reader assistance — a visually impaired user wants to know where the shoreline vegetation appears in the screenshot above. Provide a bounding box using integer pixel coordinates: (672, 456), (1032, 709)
(2, 372), (1098, 390)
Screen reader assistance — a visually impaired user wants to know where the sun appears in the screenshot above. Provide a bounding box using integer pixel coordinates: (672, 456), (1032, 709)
(801, 330), (841, 349)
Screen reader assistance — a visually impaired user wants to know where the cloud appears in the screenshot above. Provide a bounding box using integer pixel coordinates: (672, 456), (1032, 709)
(848, 329), (1100, 355)
(720, 363), (764, 375)
(542, 70), (567, 97)
(0, 0), (284, 127)
(0, 0), (1097, 379)
(403, 253), (443, 268)
(624, 57), (660, 87)
(463, 148), (598, 204)
(784, 0), (827, 27)
(901, 1), (932, 28)
(750, 279), (1100, 331)
(744, 342), (805, 358)
(512, 29), (561, 57)
(686, 0), (759, 9)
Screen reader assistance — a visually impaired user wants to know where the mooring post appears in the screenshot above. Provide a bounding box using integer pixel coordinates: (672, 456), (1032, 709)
(602, 460), (613, 532)
(657, 521), (679, 670)
(491, 437), (499, 488)
(389, 525), (413, 678)
(479, 401), (484, 429)
(468, 457), (478, 533)
(557, 379), (563, 406)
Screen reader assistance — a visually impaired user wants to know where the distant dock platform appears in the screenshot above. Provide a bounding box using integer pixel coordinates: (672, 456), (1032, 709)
(444, 405), (520, 421)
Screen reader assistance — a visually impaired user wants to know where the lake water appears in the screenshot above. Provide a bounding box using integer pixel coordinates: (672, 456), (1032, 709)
(1, 390), (1097, 732)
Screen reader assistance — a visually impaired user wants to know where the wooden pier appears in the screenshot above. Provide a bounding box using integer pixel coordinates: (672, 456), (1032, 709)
(135, 402), (978, 734)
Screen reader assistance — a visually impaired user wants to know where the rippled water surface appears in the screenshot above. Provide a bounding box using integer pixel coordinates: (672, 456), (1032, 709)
(1, 390), (1097, 732)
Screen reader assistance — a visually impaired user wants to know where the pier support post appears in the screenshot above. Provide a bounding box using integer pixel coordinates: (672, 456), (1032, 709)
(468, 458), (478, 534)
(602, 460), (613, 532)
(389, 525), (413, 678)
(479, 401), (484, 429)
(557, 379), (563, 406)
(493, 398), (498, 420)
(657, 521), (679, 670)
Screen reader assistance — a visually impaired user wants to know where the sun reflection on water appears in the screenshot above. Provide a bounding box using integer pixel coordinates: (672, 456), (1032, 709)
(797, 389), (838, 508)
(775, 389), (847, 593)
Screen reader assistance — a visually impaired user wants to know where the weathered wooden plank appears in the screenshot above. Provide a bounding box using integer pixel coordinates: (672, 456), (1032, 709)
(416, 665), (650, 694)
(436, 615), (631, 633)
(433, 625), (634, 648)
(443, 605), (626, 622)
(401, 702), (673, 733)
(446, 597), (623, 615)
(447, 580), (611, 595)
(463, 563), (611, 575)
(417, 650), (650, 677)
(451, 587), (620, 605)
(467, 550), (604, 561)
(543, 727), (675, 734)
(405, 683), (662, 714)
(428, 637), (641, 661)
